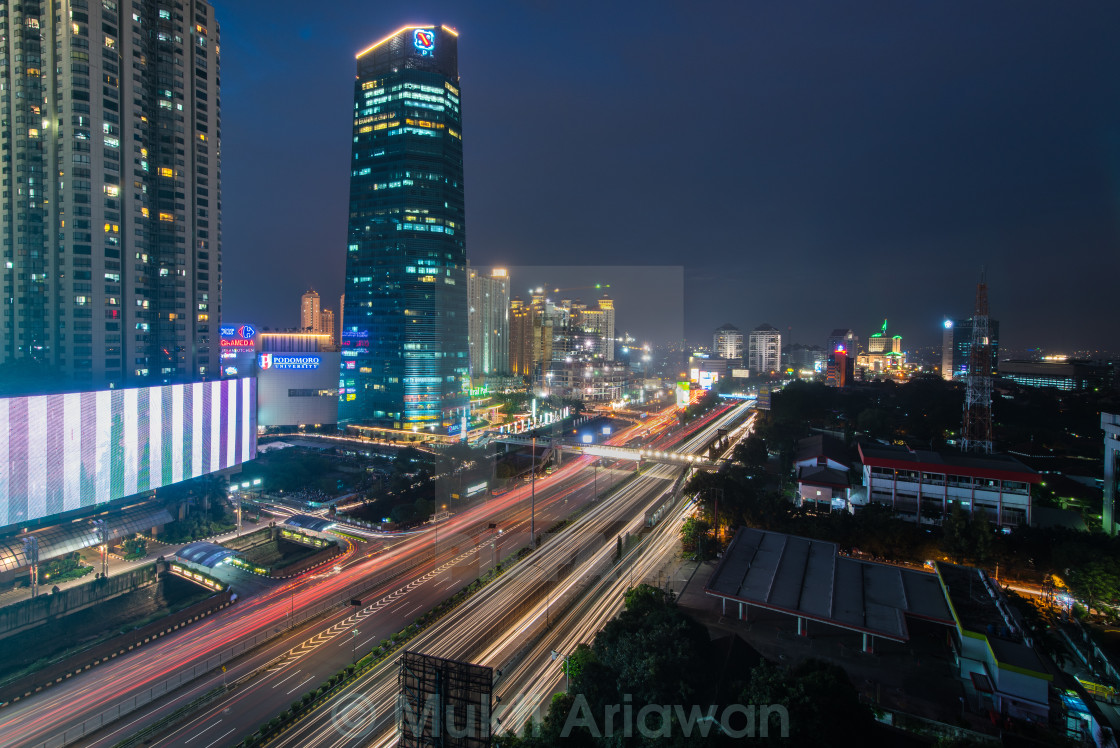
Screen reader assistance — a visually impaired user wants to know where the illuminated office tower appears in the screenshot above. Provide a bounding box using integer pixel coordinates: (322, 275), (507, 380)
(0, 0), (222, 389)
(467, 264), (509, 376)
(339, 25), (468, 430)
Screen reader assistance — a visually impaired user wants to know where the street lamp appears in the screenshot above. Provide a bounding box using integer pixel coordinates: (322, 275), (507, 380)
(530, 434), (537, 549)
(551, 650), (570, 692)
(352, 628), (361, 663)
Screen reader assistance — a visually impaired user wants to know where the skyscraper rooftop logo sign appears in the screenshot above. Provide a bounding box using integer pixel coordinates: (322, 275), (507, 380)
(413, 29), (435, 55)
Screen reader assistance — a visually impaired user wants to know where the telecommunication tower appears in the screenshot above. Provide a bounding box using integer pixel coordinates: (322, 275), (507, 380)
(961, 270), (993, 454)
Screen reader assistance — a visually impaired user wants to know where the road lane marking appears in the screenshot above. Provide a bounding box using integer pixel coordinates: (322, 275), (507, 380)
(271, 669), (302, 688)
(184, 719), (221, 743)
(286, 675), (315, 695)
(202, 728), (236, 748)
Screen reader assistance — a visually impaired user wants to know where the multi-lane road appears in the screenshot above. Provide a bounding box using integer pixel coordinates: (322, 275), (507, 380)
(253, 403), (751, 748)
(1, 401), (748, 748)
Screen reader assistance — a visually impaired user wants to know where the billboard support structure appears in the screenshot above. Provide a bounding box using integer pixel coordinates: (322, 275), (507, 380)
(398, 650), (493, 747)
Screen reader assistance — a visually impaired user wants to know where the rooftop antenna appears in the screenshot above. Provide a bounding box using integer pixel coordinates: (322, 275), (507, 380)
(961, 268), (993, 454)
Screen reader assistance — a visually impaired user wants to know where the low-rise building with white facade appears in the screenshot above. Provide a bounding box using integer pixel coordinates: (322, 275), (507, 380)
(857, 443), (1040, 527)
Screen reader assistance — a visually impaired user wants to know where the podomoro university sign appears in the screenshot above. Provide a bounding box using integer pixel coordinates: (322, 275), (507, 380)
(258, 354), (321, 371)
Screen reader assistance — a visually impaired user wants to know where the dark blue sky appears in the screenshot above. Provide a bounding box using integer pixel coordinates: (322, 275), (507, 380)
(216, 1), (1120, 352)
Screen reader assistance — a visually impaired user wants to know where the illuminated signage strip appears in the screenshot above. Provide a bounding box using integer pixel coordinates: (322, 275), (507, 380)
(0, 379), (257, 529)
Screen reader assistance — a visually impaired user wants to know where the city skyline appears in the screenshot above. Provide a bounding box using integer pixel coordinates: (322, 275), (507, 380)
(216, 1), (1120, 352)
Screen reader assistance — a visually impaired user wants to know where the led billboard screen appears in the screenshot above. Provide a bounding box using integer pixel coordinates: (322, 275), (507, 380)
(0, 378), (256, 529)
(676, 381), (690, 408)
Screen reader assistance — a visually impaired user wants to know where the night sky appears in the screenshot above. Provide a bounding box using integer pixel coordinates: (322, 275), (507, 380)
(217, 1), (1120, 353)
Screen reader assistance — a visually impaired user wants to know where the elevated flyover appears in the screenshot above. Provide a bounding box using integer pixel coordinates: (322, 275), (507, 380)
(493, 435), (722, 470)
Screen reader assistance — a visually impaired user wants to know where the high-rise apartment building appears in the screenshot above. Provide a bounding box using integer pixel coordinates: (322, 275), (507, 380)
(339, 25), (468, 430)
(748, 324), (781, 376)
(300, 289), (320, 333)
(467, 264), (509, 376)
(713, 323), (743, 361)
(319, 308), (334, 345)
(0, 0), (222, 388)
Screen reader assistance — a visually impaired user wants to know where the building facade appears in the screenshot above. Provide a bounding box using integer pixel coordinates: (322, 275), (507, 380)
(256, 332), (340, 428)
(1000, 358), (1113, 392)
(300, 289), (320, 333)
(747, 323), (781, 376)
(946, 317), (1000, 379)
(339, 25), (468, 431)
(466, 264), (509, 376)
(858, 443), (1040, 528)
(713, 323), (743, 361)
(0, 0), (223, 389)
(1104, 413), (1120, 535)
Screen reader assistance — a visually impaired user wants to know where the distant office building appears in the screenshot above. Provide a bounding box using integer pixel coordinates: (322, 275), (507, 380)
(945, 317), (1000, 379)
(941, 320), (955, 381)
(825, 346), (853, 387)
(688, 354), (728, 390)
(748, 324), (781, 376)
(544, 359), (628, 402)
(786, 343), (826, 374)
(0, 0), (223, 389)
(1001, 358), (1112, 392)
(578, 296), (616, 361)
(713, 324), (744, 361)
(827, 329), (859, 356)
(339, 25), (468, 430)
(300, 290), (321, 333)
(1105, 413), (1120, 536)
(509, 297), (534, 378)
(467, 265), (510, 376)
(509, 289), (616, 381)
(319, 309), (335, 345)
(858, 443), (1040, 528)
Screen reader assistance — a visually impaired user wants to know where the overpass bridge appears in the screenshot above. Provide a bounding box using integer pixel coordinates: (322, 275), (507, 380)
(493, 436), (723, 471)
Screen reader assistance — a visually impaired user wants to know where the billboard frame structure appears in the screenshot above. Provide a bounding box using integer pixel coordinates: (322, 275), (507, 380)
(398, 650), (493, 748)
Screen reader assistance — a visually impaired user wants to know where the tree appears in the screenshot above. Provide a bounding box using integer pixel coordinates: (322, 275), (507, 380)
(679, 517), (714, 559)
(941, 502), (972, 563)
(1068, 559), (1120, 616)
(732, 436), (769, 475)
(742, 658), (872, 746)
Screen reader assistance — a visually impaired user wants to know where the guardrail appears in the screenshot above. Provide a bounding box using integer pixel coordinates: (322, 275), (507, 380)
(22, 541), (448, 748)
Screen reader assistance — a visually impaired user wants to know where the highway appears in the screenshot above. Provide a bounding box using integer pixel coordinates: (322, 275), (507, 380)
(1, 401), (739, 748)
(1, 418), (647, 748)
(253, 403), (750, 748)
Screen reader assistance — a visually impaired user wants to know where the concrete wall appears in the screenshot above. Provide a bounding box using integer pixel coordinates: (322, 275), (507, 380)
(0, 587), (233, 705)
(0, 564), (158, 641)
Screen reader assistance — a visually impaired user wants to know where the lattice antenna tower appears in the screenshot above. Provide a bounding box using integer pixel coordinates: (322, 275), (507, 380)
(961, 269), (993, 453)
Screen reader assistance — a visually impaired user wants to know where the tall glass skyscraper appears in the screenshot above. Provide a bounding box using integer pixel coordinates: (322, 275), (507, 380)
(339, 26), (468, 430)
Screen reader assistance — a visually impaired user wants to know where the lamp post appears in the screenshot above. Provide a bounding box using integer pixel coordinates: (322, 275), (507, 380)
(530, 434), (537, 550)
(352, 629), (360, 664)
